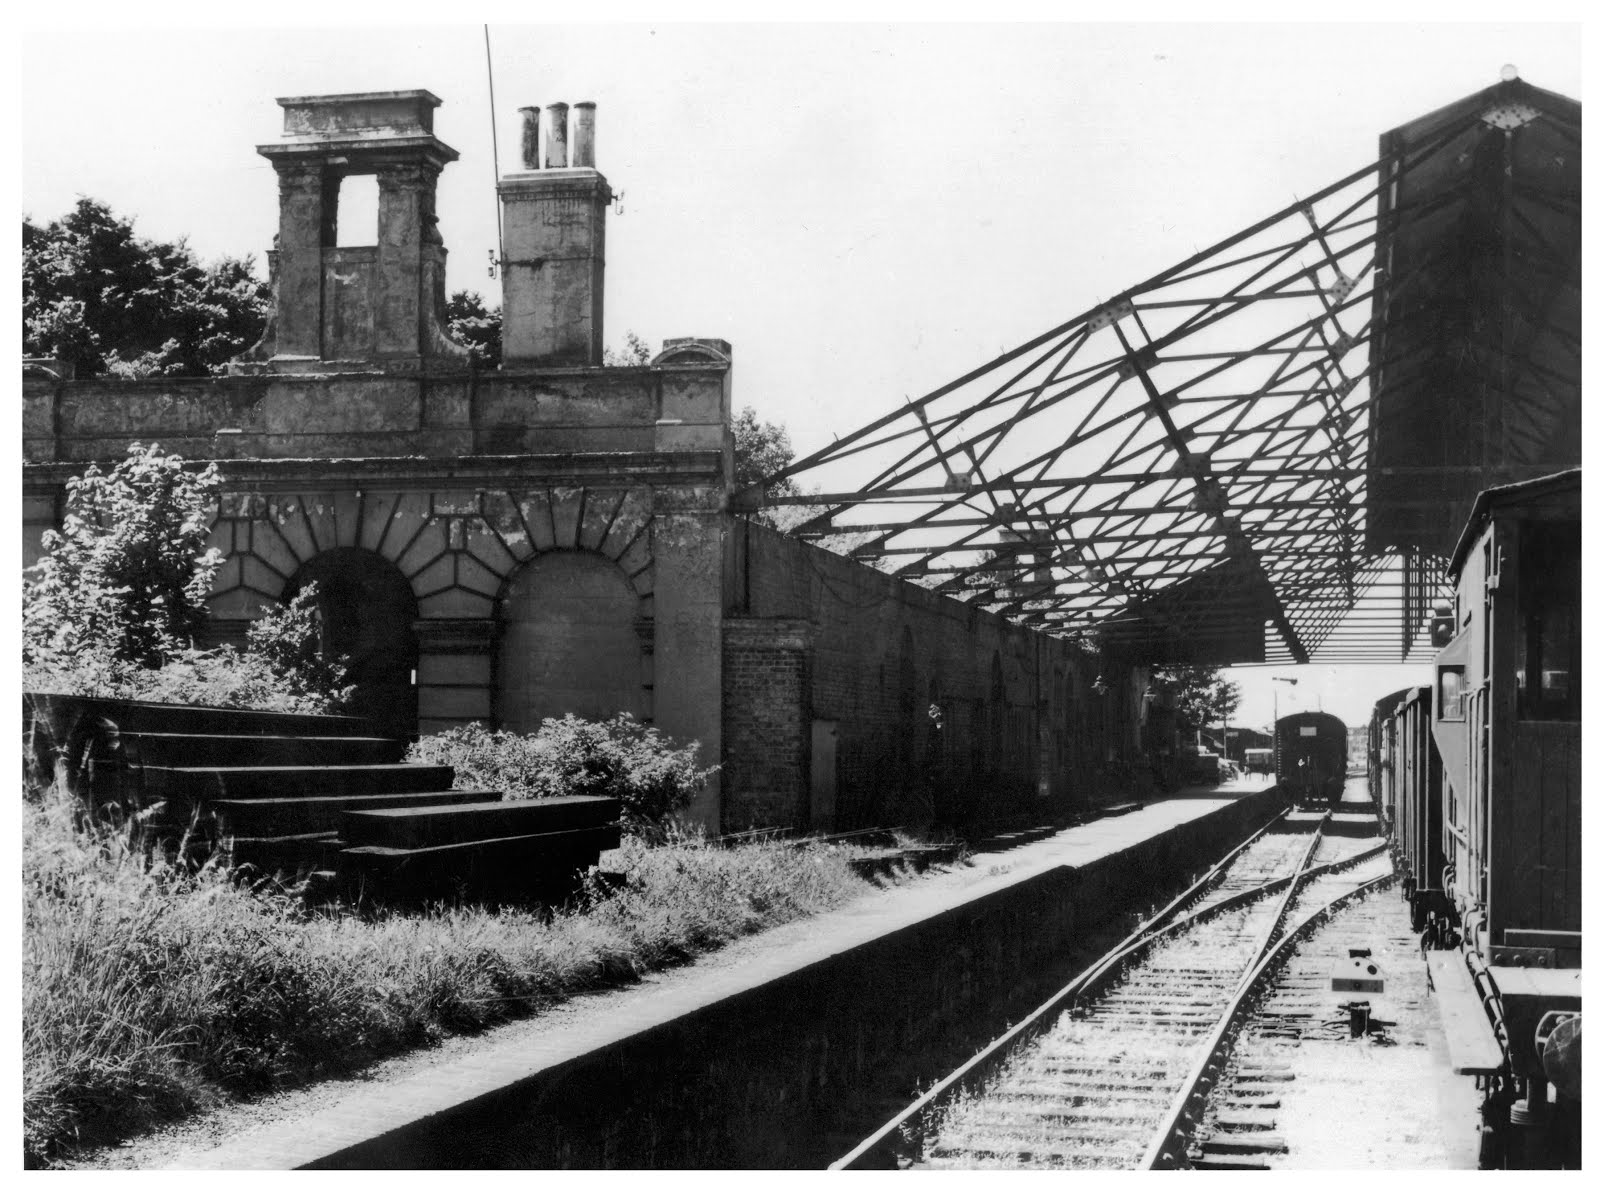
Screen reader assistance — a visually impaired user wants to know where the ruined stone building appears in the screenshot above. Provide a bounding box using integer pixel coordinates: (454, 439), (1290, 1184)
(23, 90), (1146, 831)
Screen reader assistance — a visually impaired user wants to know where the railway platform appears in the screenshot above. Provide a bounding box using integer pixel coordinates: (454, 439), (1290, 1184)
(150, 781), (1284, 1168)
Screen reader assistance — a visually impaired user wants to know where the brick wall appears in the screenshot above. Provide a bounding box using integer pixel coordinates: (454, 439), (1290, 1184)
(724, 520), (1146, 831)
(721, 618), (813, 831)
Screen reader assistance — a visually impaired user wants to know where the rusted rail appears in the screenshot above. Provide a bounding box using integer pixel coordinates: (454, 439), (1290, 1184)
(832, 811), (1389, 1170)
(1142, 870), (1396, 1167)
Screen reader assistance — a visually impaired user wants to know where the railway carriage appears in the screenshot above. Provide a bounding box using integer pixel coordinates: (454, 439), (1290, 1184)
(1379, 687), (1448, 934)
(1366, 686), (1410, 833)
(1272, 711), (1347, 805)
(1376, 469), (1581, 1166)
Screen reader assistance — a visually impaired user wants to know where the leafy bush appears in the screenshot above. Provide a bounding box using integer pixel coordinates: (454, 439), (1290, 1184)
(23, 443), (222, 670)
(23, 589), (349, 721)
(408, 716), (716, 838)
(22, 444), (349, 718)
(240, 584), (350, 705)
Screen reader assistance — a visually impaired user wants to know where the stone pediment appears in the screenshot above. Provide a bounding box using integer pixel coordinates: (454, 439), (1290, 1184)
(651, 339), (732, 369)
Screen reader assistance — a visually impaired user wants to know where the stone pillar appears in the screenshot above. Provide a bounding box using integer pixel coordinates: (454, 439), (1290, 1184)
(645, 338), (733, 829)
(653, 339), (736, 490)
(651, 501), (726, 828)
(375, 163), (429, 363)
(272, 162), (328, 362)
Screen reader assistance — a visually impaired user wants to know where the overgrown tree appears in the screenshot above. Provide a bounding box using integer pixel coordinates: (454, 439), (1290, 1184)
(23, 199), (268, 378)
(444, 289), (503, 368)
(1152, 665), (1242, 735)
(731, 407), (795, 493)
(731, 407), (813, 533)
(602, 331), (653, 367)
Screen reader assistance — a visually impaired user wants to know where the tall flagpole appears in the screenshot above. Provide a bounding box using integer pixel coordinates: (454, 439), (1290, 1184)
(484, 25), (505, 270)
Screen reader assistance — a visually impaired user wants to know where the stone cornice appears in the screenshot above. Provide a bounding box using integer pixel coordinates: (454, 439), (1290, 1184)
(21, 451), (726, 493)
(259, 137), (460, 167)
(31, 361), (727, 388)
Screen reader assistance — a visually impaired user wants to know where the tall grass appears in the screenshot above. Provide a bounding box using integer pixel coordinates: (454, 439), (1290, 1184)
(22, 790), (878, 1166)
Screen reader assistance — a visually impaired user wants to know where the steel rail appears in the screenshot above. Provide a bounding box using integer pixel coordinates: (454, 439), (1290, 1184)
(1122, 838), (1388, 968)
(1140, 870), (1397, 1168)
(826, 810), (1388, 1170)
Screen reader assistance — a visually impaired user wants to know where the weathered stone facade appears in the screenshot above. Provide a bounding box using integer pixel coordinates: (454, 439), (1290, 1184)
(23, 89), (1147, 832)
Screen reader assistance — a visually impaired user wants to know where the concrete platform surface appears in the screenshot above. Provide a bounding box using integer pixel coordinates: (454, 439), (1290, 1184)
(148, 784), (1273, 1169)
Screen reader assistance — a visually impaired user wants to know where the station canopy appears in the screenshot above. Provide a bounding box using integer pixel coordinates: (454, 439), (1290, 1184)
(748, 75), (1580, 667)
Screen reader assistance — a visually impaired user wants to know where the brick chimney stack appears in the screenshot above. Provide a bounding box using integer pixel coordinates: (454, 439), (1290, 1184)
(498, 100), (612, 367)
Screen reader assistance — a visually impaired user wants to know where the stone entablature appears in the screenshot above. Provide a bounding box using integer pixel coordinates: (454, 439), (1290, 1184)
(23, 356), (733, 466)
(22, 345), (733, 823)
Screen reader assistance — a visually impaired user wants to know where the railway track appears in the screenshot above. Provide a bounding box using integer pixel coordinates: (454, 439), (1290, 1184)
(833, 808), (1393, 1171)
(1181, 841), (1489, 1170)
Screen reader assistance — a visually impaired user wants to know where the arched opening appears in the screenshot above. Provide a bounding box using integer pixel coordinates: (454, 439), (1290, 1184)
(1066, 668), (1088, 791)
(497, 550), (645, 734)
(897, 627), (917, 778)
(971, 698), (987, 781)
(989, 652), (1006, 774)
(1053, 666), (1067, 772)
(284, 548), (419, 736)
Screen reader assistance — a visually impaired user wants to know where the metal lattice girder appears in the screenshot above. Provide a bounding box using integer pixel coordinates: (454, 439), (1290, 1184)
(742, 86), (1560, 665)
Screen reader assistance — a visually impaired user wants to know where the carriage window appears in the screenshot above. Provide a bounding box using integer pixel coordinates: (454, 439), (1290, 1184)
(1437, 666), (1464, 721)
(1516, 521), (1580, 720)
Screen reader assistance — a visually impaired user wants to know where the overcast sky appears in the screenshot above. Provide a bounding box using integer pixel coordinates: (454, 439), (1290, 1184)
(18, 14), (1582, 728)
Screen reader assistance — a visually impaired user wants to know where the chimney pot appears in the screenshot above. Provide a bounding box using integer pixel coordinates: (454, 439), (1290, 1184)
(545, 102), (569, 168)
(518, 106), (540, 170)
(572, 102), (597, 167)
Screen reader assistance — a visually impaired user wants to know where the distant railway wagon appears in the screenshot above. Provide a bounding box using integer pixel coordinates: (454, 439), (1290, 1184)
(1370, 469), (1580, 1167)
(1367, 686), (1444, 930)
(1272, 711), (1346, 804)
(1242, 747), (1273, 775)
